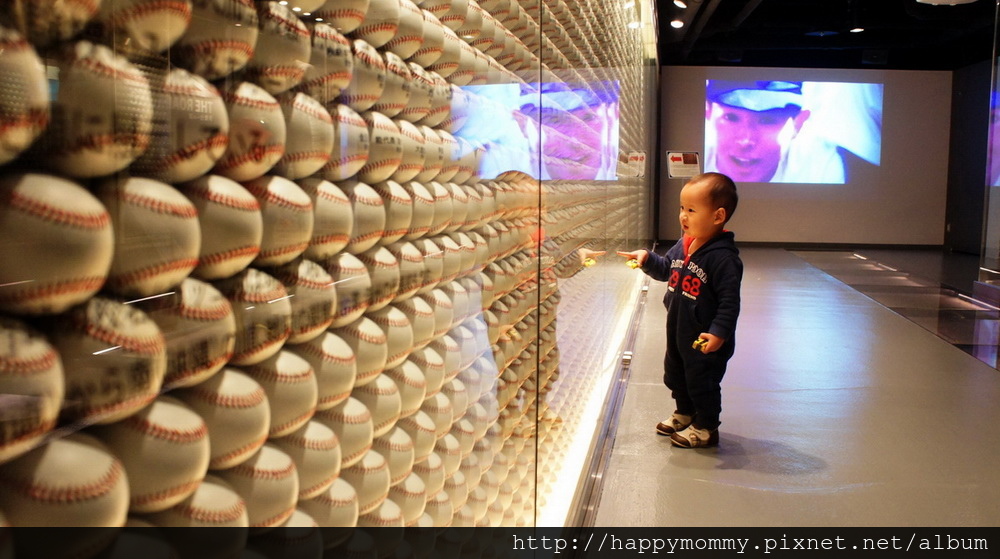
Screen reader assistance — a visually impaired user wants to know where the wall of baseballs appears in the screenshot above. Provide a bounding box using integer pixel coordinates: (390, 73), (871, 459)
(0, 0), (654, 537)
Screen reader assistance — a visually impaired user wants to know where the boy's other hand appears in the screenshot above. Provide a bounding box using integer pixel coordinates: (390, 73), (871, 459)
(616, 249), (648, 266)
(697, 333), (724, 353)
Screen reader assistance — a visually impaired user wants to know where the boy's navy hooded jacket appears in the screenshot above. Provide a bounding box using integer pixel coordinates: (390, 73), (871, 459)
(641, 232), (742, 354)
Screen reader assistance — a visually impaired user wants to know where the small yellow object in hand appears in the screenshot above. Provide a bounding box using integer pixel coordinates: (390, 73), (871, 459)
(583, 257), (596, 267)
(626, 258), (640, 269)
(692, 338), (708, 350)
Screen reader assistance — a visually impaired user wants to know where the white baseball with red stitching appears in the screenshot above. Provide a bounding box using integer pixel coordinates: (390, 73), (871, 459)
(426, 25), (461, 78)
(399, 180), (434, 242)
(172, 0), (259, 80)
(333, 316), (387, 387)
(146, 474), (249, 527)
(214, 81), (286, 182)
(313, 0), (369, 34)
(243, 176), (314, 267)
(357, 111), (403, 184)
(216, 443), (298, 529)
(48, 297), (167, 425)
(297, 476), (358, 528)
(0, 433), (128, 527)
(409, 8), (444, 68)
(247, 2), (311, 95)
(313, 397), (373, 469)
(10, 0), (101, 47)
(0, 173), (113, 315)
(214, 268), (292, 366)
(297, 23), (353, 104)
(287, 331), (357, 411)
(98, 176), (201, 297)
(299, 178), (353, 261)
(0, 317), (63, 465)
(420, 70), (452, 128)
(397, 62), (432, 123)
(372, 51), (412, 118)
(383, 358), (425, 419)
(384, 240), (424, 302)
(240, 349), (318, 439)
(132, 68), (229, 184)
(367, 304), (413, 370)
(339, 449), (390, 515)
(176, 367), (270, 470)
(270, 419), (341, 500)
(182, 174), (263, 281)
(357, 245), (401, 313)
(396, 409), (436, 464)
(389, 471), (426, 526)
(340, 180), (386, 255)
(268, 258), (334, 344)
(0, 28), (49, 166)
(352, 0), (399, 48)
(321, 251), (372, 328)
(390, 119), (425, 183)
(98, 0), (193, 52)
(36, 41), (153, 179)
(274, 92), (334, 179)
(385, 0), (424, 59)
(339, 39), (385, 113)
(92, 395), (210, 514)
(322, 103), (370, 181)
(351, 373), (401, 438)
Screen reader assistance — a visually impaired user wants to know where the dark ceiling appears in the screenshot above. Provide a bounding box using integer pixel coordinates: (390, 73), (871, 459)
(657, 0), (998, 70)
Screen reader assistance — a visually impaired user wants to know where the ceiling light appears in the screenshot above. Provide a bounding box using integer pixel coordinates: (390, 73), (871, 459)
(850, 27), (864, 33)
(670, 19), (685, 29)
(674, 0), (688, 8)
(915, 0), (977, 5)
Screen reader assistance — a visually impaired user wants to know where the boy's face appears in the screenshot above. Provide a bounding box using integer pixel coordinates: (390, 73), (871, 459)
(708, 102), (808, 182)
(679, 180), (724, 240)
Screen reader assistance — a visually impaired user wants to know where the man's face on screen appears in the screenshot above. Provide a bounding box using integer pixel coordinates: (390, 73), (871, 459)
(710, 102), (803, 182)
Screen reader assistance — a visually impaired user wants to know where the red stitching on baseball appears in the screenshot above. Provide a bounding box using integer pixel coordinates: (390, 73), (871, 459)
(232, 333), (289, 362)
(112, 0), (192, 27)
(168, 352), (232, 385)
(257, 242), (310, 261)
(174, 499), (247, 524)
(200, 245), (261, 266)
(385, 35), (422, 51)
(283, 151), (331, 164)
(261, 7), (310, 38)
(318, 390), (351, 406)
(0, 108), (49, 136)
(179, 40), (254, 63)
(1, 456), (122, 504)
(120, 191), (198, 218)
(325, 154), (369, 170)
(109, 258), (199, 290)
(8, 191), (110, 230)
(312, 233), (350, 246)
(301, 473), (339, 498)
(221, 89), (278, 111)
(294, 343), (355, 365)
(209, 435), (267, 469)
(215, 144), (284, 171)
(242, 182), (312, 212)
(231, 459), (296, 481)
(314, 9), (365, 24)
(353, 49), (385, 70)
(0, 348), (59, 376)
(130, 479), (201, 509)
(185, 186), (259, 211)
(123, 415), (207, 444)
(270, 408), (316, 436)
(157, 134), (229, 171)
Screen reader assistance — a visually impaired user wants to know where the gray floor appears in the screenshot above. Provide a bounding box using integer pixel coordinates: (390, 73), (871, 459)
(594, 248), (1000, 527)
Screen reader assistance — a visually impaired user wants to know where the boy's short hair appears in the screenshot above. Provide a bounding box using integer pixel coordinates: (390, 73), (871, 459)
(692, 172), (738, 223)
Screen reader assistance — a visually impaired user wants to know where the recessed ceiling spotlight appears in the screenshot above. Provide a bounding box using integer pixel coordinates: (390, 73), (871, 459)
(674, 0), (688, 8)
(670, 19), (685, 29)
(915, 0), (977, 5)
(850, 27), (864, 33)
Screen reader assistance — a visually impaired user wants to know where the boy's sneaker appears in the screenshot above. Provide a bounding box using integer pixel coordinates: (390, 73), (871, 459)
(655, 413), (693, 436)
(670, 425), (719, 448)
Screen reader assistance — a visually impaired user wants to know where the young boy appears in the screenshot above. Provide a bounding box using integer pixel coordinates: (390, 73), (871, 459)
(618, 172), (742, 448)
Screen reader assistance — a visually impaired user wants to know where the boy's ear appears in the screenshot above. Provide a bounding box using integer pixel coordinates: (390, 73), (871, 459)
(714, 207), (727, 224)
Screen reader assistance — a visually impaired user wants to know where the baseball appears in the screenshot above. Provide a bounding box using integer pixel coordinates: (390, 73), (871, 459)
(385, 0), (423, 60)
(320, 251), (372, 327)
(96, 176), (201, 298)
(358, 497), (403, 528)
(33, 41), (153, 179)
(399, 182), (433, 242)
(351, 0), (399, 49)
(332, 316), (387, 387)
(338, 39), (385, 113)
(0, 432), (128, 527)
(442, 469), (468, 514)
(445, 184), (469, 234)
(411, 450), (445, 497)
(393, 291), (433, 346)
(420, 71), (452, 128)
(0, 28), (49, 166)
(357, 245), (401, 312)
(322, 103), (369, 181)
(48, 297), (166, 425)
(441, 378), (469, 426)
(440, 84), (472, 134)
(216, 442), (299, 530)
(243, 175), (314, 267)
(396, 62), (432, 124)
(131, 68), (228, 184)
(213, 267), (292, 366)
(372, 426), (414, 487)
(0, 0), (100, 48)
(240, 348), (318, 439)
(434, 433), (462, 478)
(391, 119), (426, 183)
(339, 179), (386, 255)
(175, 367), (270, 470)
(135, 277), (235, 390)
(388, 472), (425, 526)
(367, 305), (412, 369)
(414, 125), (444, 182)
(396, 409), (436, 464)
(297, 477), (358, 530)
(273, 91), (334, 179)
(428, 331), (461, 383)
(313, 0), (369, 34)
(286, 331), (356, 411)
(339, 449), (390, 515)
(409, 345), (445, 402)
(384, 240), (424, 302)
(426, 25), (460, 78)
(270, 418), (341, 500)
(433, 130), (460, 181)
(267, 258), (335, 344)
(0, 318), (63, 465)
(383, 358), (425, 419)
(418, 392), (452, 440)
(448, 41), (477, 86)
(356, 111), (403, 184)
(98, 0), (193, 53)
(372, 51), (412, 118)
(411, 8), (444, 67)
(297, 178), (353, 260)
(145, 474), (248, 529)
(92, 395), (209, 514)
(413, 237), (444, 294)
(181, 174), (263, 281)
(0, 173), (113, 315)
(214, 81), (286, 182)
(313, 396), (372, 469)
(172, 0), (259, 80)
(433, 236), (463, 285)
(297, 23), (353, 105)
(422, 489), (452, 528)
(472, 7), (501, 56)
(248, 2), (312, 95)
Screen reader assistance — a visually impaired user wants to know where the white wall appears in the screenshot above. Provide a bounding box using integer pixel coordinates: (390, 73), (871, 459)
(658, 66), (953, 245)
